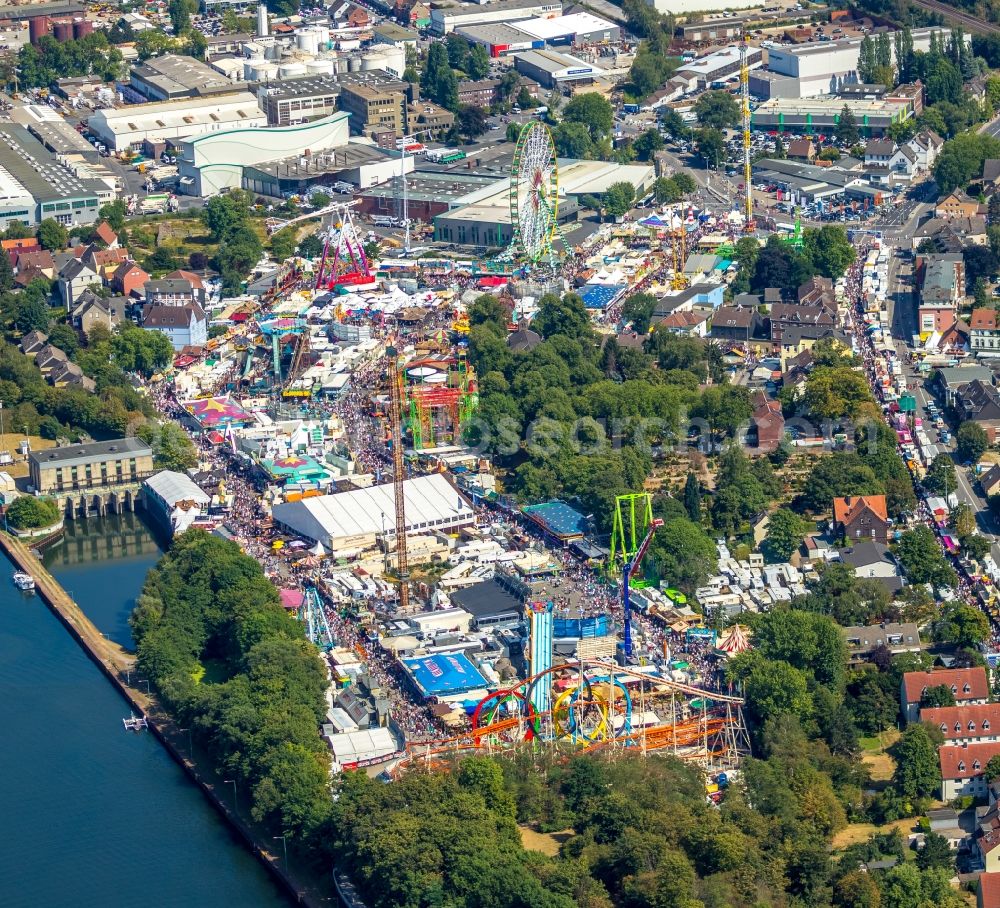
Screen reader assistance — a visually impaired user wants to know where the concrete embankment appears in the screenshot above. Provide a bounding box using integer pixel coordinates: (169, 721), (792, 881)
(0, 532), (331, 907)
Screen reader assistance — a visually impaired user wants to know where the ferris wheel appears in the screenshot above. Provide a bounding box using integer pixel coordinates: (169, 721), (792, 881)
(508, 121), (560, 265)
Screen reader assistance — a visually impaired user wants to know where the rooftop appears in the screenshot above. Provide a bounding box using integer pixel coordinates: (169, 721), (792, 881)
(0, 124), (104, 204)
(514, 48), (601, 76)
(30, 437), (151, 470)
(132, 53), (241, 98)
(902, 667), (989, 703)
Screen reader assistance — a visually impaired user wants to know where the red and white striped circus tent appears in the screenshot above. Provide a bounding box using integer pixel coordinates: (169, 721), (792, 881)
(716, 624), (751, 656)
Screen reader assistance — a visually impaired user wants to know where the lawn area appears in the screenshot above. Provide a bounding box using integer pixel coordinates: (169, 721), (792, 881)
(519, 826), (572, 857)
(124, 215), (225, 277)
(831, 817), (916, 850)
(859, 728), (899, 783)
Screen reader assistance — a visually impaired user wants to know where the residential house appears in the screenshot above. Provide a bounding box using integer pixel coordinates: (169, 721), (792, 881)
(395, 0), (430, 27)
(900, 667), (989, 723)
(979, 871), (1000, 907)
(778, 326), (851, 366)
(935, 189), (985, 219)
(749, 390), (784, 453)
(58, 259), (99, 311)
(710, 306), (766, 343)
(111, 262), (150, 299)
(164, 270), (208, 306)
(940, 742), (1000, 799)
(34, 343), (68, 375)
(1, 238), (39, 261)
(47, 359), (95, 392)
(913, 216), (988, 252)
(658, 310), (711, 336)
(81, 244), (130, 280)
(786, 138), (815, 161)
(19, 330), (48, 357)
(955, 379), (1000, 442)
(839, 541), (902, 593)
(347, 5), (370, 28)
(984, 159), (1000, 192)
(458, 79), (500, 108)
(832, 494), (889, 545)
(982, 464), (1000, 499)
(142, 304), (208, 350)
(917, 253), (964, 334)
(921, 704), (1000, 746)
(971, 308), (1000, 356)
(768, 302), (836, 344)
(906, 129), (943, 171)
(92, 220), (119, 248)
(842, 621), (920, 663)
(70, 291), (127, 334)
(12, 250), (55, 279)
(934, 364), (994, 407)
(797, 276), (836, 311)
(864, 139), (895, 167)
(144, 278), (200, 308)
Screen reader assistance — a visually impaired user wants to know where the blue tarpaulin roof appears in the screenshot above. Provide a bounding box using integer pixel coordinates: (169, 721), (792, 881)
(522, 499), (588, 539)
(580, 284), (626, 310)
(402, 653), (489, 698)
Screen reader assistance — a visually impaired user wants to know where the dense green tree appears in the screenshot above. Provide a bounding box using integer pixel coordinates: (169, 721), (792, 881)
(919, 684), (956, 709)
(956, 420), (989, 462)
(5, 495), (59, 529)
(800, 452), (883, 513)
(467, 43), (490, 80)
(934, 132), (1000, 193)
(889, 724), (940, 798)
(923, 453), (957, 496)
(563, 93), (614, 142)
(763, 508), (811, 563)
(649, 517), (717, 592)
(553, 122), (593, 159)
(632, 128), (664, 162)
(893, 525), (956, 587)
(835, 106), (860, 146)
(695, 127), (725, 168)
(36, 218), (67, 251)
(603, 182), (636, 219)
(683, 471), (700, 523)
(694, 89), (739, 129)
(934, 600), (990, 649)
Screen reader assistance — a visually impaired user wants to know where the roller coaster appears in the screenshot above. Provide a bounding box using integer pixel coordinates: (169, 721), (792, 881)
(393, 661), (749, 774)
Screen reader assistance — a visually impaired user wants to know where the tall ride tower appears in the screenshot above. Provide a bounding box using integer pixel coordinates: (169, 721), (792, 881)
(740, 32), (754, 233)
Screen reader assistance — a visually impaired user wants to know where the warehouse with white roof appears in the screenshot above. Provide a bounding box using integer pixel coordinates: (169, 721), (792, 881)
(513, 12), (619, 44)
(271, 473), (475, 555)
(88, 93), (267, 153)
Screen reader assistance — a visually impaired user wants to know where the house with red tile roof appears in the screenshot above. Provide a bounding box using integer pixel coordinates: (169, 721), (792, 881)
(111, 262), (149, 299)
(940, 741), (1000, 799)
(901, 667), (989, 723)
(833, 494), (889, 544)
(920, 703), (1000, 745)
(92, 220), (119, 248)
(979, 870), (1000, 906)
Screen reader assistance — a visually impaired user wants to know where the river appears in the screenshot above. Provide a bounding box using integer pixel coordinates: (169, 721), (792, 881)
(0, 515), (291, 908)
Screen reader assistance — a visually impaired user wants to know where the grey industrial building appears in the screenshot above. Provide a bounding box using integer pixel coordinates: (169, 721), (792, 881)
(513, 49), (606, 89)
(257, 71), (413, 127)
(430, 0), (560, 34)
(130, 54), (243, 101)
(0, 124), (107, 228)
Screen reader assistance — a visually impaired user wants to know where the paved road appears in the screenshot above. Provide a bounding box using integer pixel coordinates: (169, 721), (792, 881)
(883, 234), (1000, 561)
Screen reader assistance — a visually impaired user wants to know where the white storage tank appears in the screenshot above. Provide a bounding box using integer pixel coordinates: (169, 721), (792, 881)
(279, 62), (307, 78)
(306, 58), (335, 75)
(315, 25), (331, 47)
(296, 28), (320, 55)
(246, 61), (279, 82)
(347, 55), (362, 72)
(362, 47), (404, 76)
(338, 38), (361, 51)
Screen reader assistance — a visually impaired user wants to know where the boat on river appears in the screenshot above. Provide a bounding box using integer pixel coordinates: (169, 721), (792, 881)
(12, 571), (35, 591)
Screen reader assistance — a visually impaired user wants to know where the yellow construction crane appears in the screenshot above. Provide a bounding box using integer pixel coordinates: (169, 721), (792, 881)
(740, 31), (755, 233)
(386, 345), (410, 612)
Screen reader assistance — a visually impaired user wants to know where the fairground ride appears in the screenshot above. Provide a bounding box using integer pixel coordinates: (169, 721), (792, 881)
(405, 354), (479, 451)
(314, 202), (374, 290)
(505, 121), (567, 268)
(301, 586), (335, 650)
(393, 661), (750, 773)
(622, 517), (663, 659)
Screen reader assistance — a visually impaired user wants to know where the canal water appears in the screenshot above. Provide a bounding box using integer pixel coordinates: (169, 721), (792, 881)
(0, 515), (291, 908)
